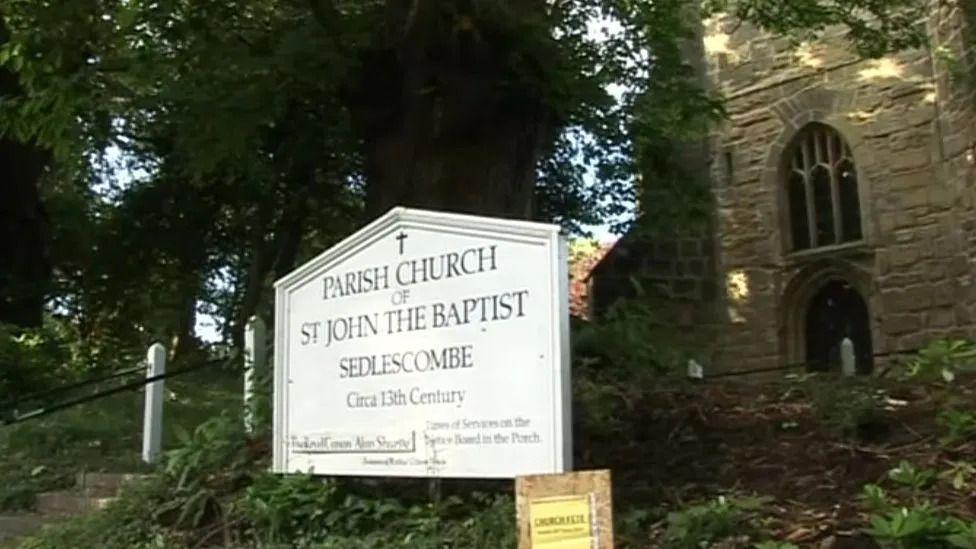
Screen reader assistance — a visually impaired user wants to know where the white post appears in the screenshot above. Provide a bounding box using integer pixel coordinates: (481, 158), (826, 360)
(841, 337), (856, 377)
(142, 342), (166, 464)
(244, 316), (267, 433)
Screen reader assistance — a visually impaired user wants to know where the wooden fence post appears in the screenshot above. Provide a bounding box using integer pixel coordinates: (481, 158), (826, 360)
(142, 342), (166, 464)
(244, 316), (267, 434)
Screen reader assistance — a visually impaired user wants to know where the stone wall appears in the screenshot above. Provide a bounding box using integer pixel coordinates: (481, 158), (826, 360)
(590, 227), (721, 356)
(702, 1), (976, 372)
(935, 1), (976, 339)
(593, 2), (976, 374)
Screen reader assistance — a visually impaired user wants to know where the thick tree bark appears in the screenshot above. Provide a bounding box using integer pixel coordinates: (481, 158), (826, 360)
(0, 20), (50, 328)
(351, 0), (555, 220)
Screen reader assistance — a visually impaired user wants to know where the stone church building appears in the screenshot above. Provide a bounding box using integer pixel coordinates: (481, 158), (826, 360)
(591, 3), (976, 374)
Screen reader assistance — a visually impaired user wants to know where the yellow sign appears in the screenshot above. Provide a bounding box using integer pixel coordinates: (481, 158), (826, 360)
(528, 495), (595, 548)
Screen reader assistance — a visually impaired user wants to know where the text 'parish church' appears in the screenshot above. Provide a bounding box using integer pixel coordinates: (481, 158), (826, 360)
(591, 1), (976, 374)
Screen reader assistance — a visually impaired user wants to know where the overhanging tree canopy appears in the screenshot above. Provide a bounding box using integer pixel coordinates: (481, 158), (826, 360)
(0, 0), (926, 344)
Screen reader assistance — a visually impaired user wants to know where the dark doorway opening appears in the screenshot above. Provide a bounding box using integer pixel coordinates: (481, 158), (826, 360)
(805, 280), (873, 373)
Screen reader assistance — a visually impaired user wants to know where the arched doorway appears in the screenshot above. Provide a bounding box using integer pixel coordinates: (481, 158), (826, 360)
(805, 280), (873, 373)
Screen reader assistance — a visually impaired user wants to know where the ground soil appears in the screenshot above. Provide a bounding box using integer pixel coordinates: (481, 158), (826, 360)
(578, 373), (976, 547)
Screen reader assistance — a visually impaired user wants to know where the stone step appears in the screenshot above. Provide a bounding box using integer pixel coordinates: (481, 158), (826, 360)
(0, 514), (54, 546)
(34, 491), (115, 516)
(75, 472), (146, 492)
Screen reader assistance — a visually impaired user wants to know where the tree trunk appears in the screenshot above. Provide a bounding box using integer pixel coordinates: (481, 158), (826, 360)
(232, 185), (311, 347)
(0, 20), (50, 328)
(351, 0), (555, 220)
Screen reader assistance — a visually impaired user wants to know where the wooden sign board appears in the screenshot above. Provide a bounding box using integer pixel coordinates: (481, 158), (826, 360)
(516, 470), (613, 548)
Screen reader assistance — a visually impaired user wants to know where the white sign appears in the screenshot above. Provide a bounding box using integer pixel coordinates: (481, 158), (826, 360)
(273, 207), (571, 478)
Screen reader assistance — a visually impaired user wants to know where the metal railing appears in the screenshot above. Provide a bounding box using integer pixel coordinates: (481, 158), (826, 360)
(0, 316), (268, 464)
(1, 354), (237, 428)
(1, 364), (147, 413)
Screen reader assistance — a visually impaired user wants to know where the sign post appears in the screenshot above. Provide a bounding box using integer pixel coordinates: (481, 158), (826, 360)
(272, 207), (570, 478)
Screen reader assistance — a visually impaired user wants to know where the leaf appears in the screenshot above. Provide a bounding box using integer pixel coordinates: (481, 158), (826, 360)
(943, 367), (956, 383)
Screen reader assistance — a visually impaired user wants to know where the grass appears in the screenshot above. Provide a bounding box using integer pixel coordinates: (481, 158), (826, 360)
(0, 361), (244, 511)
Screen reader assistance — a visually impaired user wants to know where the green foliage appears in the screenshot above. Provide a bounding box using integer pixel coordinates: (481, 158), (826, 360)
(19, 476), (184, 549)
(574, 281), (685, 376)
(239, 474), (342, 545)
(568, 238), (604, 265)
(868, 505), (956, 548)
(21, 410), (516, 548)
(240, 476), (515, 548)
(661, 495), (769, 549)
(947, 520), (976, 549)
(159, 415), (251, 530)
(702, 0), (927, 58)
(0, 391), (145, 511)
(863, 461), (976, 548)
(165, 415), (249, 487)
(940, 461), (976, 493)
(905, 340), (976, 383)
(887, 461), (937, 492)
(244, 350), (274, 436)
(572, 285), (688, 435)
(861, 484), (892, 512)
(615, 507), (658, 548)
(0, 319), (83, 404)
(0, 0), (932, 354)
(0, 462), (70, 512)
(807, 378), (887, 440)
(0, 362), (241, 512)
(937, 409), (976, 446)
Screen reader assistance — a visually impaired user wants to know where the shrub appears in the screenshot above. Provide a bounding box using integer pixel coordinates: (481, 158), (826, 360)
(807, 378), (888, 440)
(660, 495), (769, 549)
(937, 409), (976, 446)
(20, 411), (517, 548)
(0, 320), (79, 407)
(19, 476), (180, 549)
(867, 505), (957, 548)
(573, 281), (686, 377)
(887, 461), (937, 492)
(863, 461), (976, 549)
(905, 340), (976, 383)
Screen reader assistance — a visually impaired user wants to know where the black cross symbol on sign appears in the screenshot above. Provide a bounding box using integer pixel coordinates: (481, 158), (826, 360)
(396, 231), (408, 255)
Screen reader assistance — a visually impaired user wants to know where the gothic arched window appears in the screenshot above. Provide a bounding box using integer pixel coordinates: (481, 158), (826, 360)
(786, 124), (862, 251)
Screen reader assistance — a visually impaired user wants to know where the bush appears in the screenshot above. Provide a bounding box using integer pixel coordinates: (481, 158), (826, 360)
(0, 320), (80, 406)
(571, 287), (690, 443)
(862, 462), (976, 549)
(573, 282), (687, 377)
(0, 391), (145, 511)
(806, 377), (888, 440)
(660, 495), (769, 549)
(19, 476), (181, 549)
(937, 409), (976, 446)
(905, 340), (976, 383)
(867, 505), (962, 548)
(19, 412), (517, 548)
